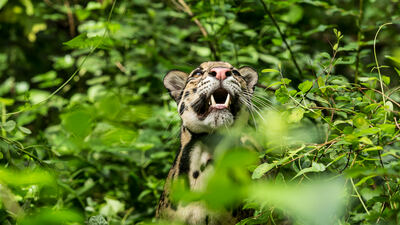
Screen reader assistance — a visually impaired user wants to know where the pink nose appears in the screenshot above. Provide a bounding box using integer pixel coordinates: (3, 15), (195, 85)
(209, 68), (231, 81)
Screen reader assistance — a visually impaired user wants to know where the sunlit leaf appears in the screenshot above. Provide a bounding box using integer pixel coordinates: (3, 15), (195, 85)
(0, 0), (7, 10)
(18, 126), (32, 134)
(252, 163), (275, 179)
(292, 162), (326, 180)
(261, 68), (279, 73)
(298, 80), (313, 93)
(2, 120), (16, 132)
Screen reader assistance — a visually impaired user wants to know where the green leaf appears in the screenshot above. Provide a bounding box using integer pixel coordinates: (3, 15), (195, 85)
(252, 163), (275, 179)
(352, 114), (369, 129)
(275, 86), (290, 104)
(385, 55), (400, 64)
(0, 0), (7, 10)
(0, 169), (54, 186)
(100, 197), (125, 217)
(61, 109), (93, 138)
(20, 0), (34, 16)
(317, 76), (326, 93)
(261, 68), (279, 73)
(292, 162), (326, 180)
(363, 146), (383, 152)
(355, 175), (376, 186)
(395, 67), (400, 76)
(385, 101), (393, 112)
(359, 137), (373, 145)
(2, 120), (16, 132)
(0, 97), (15, 106)
(63, 33), (113, 50)
(281, 78), (291, 85)
(382, 75), (390, 85)
(298, 80), (313, 93)
(354, 127), (380, 137)
(288, 108), (305, 123)
(88, 215), (108, 225)
(18, 126), (32, 134)
(19, 209), (83, 225)
(333, 43), (338, 51)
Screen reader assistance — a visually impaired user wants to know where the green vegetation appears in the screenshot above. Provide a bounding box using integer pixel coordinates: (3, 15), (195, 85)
(0, 0), (400, 224)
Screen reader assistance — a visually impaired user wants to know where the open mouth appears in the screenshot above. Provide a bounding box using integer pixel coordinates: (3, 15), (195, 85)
(195, 88), (235, 119)
(209, 88), (231, 110)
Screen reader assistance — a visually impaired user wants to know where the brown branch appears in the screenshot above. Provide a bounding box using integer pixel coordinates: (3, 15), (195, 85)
(173, 0), (219, 60)
(258, 0), (302, 76)
(394, 117), (400, 130)
(361, 87), (400, 108)
(115, 62), (126, 73)
(354, 0), (364, 83)
(64, 0), (76, 37)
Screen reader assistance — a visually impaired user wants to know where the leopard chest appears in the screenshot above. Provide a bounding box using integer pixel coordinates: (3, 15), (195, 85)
(172, 141), (235, 225)
(186, 142), (213, 191)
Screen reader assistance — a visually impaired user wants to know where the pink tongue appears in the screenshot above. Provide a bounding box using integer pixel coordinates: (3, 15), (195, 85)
(213, 104), (227, 109)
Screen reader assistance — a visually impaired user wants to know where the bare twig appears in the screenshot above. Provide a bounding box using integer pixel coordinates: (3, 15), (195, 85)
(351, 178), (370, 215)
(258, 0), (302, 76)
(115, 62), (126, 73)
(373, 23), (393, 123)
(64, 0), (76, 37)
(361, 87), (400, 108)
(354, 0), (364, 83)
(394, 117), (400, 130)
(173, 0), (219, 60)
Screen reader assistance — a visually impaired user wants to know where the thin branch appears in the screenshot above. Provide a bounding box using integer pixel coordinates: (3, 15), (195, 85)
(373, 22), (393, 123)
(64, 0), (76, 37)
(351, 178), (370, 215)
(354, 0), (364, 83)
(258, 0), (302, 76)
(174, 0), (219, 60)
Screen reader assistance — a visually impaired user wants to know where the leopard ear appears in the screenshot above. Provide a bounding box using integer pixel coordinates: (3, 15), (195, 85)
(164, 70), (189, 102)
(239, 66), (258, 92)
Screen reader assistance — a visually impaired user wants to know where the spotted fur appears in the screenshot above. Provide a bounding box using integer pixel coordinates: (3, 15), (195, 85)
(157, 61), (258, 224)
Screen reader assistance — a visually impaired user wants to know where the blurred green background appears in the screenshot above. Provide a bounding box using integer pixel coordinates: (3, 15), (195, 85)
(0, 0), (400, 224)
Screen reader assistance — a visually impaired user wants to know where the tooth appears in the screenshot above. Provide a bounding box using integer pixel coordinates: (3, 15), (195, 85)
(211, 95), (216, 106)
(224, 94), (231, 106)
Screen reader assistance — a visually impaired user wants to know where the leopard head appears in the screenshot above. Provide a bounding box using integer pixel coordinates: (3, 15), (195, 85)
(164, 61), (258, 133)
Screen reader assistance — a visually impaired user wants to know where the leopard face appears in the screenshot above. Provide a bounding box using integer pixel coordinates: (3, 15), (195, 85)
(164, 61), (258, 133)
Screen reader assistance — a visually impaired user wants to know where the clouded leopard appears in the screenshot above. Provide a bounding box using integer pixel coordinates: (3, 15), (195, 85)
(157, 61), (258, 224)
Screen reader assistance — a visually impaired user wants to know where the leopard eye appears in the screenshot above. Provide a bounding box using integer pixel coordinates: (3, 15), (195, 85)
(192, 70), (203, 77)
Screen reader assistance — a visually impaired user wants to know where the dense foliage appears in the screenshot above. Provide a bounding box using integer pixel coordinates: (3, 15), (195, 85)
(0, 0), (400, 224)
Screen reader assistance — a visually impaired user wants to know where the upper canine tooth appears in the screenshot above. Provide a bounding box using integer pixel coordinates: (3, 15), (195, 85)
(211, 95), (216, 106)
(224, 94), (231, 106)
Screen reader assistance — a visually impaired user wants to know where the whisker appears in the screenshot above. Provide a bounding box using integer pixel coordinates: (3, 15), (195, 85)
(239, 96), (265, 121)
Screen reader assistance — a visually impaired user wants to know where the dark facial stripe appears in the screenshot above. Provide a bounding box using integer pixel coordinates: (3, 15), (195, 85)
(179, 102), (186, 115)
(191, 93), (206, 114)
